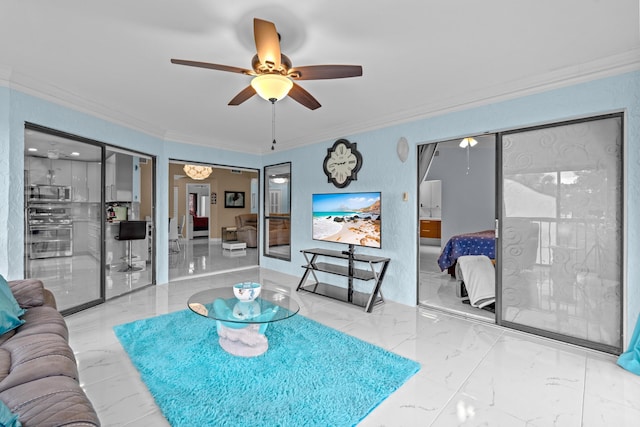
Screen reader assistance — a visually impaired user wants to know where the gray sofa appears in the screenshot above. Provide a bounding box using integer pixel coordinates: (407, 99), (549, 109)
(0, 279), (100, 426)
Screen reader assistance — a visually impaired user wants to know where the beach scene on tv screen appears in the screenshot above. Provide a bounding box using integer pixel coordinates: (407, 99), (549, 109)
(312, 192), (381, 248)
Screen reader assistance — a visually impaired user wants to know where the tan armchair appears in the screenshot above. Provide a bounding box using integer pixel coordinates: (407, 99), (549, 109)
(235, 214), (258, 248)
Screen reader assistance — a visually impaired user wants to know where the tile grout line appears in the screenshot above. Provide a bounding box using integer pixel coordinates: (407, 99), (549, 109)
(428, 328), (507, 426)
(580, 354), (588, 427)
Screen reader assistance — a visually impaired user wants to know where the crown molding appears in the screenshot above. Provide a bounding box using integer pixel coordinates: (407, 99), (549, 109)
(163, 130), (264, 155)
(3, 48), (638, 155)
(310, 48), (640, 143)
(251, 49), (640, 153)
(0, 66), (12, 87)
(6, 70), (167, 141)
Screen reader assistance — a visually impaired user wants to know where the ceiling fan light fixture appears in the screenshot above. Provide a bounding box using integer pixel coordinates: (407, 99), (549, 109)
(459, 137), (478, 148)
(251, 74), (293, 102)
(183, 164), (213, 180)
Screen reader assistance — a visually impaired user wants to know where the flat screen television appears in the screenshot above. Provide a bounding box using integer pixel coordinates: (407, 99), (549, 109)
(312, 192), (381, 248)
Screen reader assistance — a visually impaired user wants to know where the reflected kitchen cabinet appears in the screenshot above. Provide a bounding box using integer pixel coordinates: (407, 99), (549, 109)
(87, 162), (101, 202)
(105, 152), (133, 202)
(71, 160), (88, 202)
(50, 159), (72, 186)
(26, 157), (72, 187)
(26, 157), (48, 185)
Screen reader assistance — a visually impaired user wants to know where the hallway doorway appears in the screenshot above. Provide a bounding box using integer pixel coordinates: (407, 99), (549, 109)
(168, 161), (259, 281)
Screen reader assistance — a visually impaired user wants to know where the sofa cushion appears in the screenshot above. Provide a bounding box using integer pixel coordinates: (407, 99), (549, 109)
(0, 333), (78, 394)
(0, 331), (15, 348)
(0, 375), (100, 427)
(12, 307), (68, 341)
(0, 349), (10, 383)
(6, 280), (45, 310)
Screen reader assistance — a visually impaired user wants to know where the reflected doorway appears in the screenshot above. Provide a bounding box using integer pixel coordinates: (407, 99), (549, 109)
(417, 136), (496, 322)
(264, 162), (291, 260)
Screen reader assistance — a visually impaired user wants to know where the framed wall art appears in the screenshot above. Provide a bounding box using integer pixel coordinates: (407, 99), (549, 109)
(224, 191), (245, 208)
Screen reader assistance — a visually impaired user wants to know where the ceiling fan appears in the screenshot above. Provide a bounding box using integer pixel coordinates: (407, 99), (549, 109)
(171, 18), (363, 110)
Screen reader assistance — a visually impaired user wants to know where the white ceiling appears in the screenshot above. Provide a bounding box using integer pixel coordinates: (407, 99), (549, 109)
(2, 1), (639, 155)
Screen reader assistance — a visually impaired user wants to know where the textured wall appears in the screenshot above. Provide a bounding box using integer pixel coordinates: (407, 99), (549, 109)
(1, 71), (639, 348)
(427, 141), (496, 245)
(0, 90), (260, 284)
(0, 87), (9, 276)
(262, 70), (640, 348)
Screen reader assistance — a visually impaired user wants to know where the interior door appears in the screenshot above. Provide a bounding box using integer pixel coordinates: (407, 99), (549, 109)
(498, 114), (623, 353)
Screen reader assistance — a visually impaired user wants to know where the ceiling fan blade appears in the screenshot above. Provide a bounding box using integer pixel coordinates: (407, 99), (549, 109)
(171, 59), (253, 75)
(228, 86), (256, 106)
(288, 83), (321, 110)
(288, 65), (363, 80)
(253, 18), (281, 70)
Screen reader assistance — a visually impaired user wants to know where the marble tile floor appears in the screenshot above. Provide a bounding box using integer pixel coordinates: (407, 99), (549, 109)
(26, 238), (259, 312)
(66, 267), (640, 426)
(25, 254), (154, 311)
(168, 238), (258, 281)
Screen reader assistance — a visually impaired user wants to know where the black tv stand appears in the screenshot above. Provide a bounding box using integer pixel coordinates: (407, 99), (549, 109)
(296, 247), (390, 312)
(341, 244), (355, 256)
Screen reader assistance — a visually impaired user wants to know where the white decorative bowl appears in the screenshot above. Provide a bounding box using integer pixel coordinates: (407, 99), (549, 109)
(233, 282), (261, 302)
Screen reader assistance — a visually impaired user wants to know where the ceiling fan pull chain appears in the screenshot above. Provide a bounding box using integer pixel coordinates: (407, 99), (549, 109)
(271, 99), (277, 151)
(466, 145), (471, 174)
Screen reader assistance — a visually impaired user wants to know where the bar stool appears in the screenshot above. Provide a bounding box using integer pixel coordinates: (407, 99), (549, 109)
(115, 221), (147, 273)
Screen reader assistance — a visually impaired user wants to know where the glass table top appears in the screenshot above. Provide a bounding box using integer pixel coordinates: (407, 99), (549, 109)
(187, 285), (300, 325)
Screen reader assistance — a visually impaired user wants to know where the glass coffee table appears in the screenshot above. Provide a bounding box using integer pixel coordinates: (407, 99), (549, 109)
(188, 285), (300, 357)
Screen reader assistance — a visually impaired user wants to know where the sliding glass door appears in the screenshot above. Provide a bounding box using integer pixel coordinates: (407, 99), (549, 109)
(104, 147), (155, 299)
(24, 125), (156, 313)
(498, 114), (623, 353)
(24, 126), (103, 314)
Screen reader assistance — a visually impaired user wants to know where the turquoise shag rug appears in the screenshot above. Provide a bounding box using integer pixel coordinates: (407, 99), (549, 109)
(114, 309), (420, 427)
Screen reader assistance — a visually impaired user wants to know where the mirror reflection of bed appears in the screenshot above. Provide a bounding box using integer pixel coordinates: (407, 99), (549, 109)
(418, 136), (497, 321)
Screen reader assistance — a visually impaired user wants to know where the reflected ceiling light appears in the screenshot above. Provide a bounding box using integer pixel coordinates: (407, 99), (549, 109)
(459, 137), (478, 175)
(250, 74), (293, 102)
(27, 147), (38, 152)
(183, 164), (213, 180)
(71, 152), (80, 156)
(459, 137), (478, 148)
(270, 176), (288, 184)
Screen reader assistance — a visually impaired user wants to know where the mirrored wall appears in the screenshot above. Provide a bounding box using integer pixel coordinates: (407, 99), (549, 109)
(264, 162), (291, 260)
